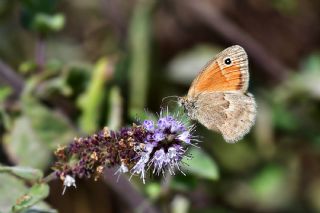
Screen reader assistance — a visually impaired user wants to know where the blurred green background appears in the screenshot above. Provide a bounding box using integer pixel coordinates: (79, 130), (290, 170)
(1, 0), (320, 212)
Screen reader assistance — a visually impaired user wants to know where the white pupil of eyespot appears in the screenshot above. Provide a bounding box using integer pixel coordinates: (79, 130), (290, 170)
(224, 58), (232, 65)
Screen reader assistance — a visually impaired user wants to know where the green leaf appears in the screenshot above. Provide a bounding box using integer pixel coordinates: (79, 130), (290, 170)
(22, 98), (75, 150)
(12, 183), (49, 212)
(0, 172), (56, 213)
(4, 116), (51, 169)
(0, 166), (43, 181)
(22, 201), (58, 213)
(77, 57), (111, 133)
(184, 148), (219, 181)
(31, 13), (65, 33)
(0, 173), (28, 213)
(4, 97), (75, 169)
(20, 0), (61, 33)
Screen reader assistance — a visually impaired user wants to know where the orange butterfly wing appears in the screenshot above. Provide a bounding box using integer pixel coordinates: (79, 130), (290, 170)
(188, 45), (249, 97)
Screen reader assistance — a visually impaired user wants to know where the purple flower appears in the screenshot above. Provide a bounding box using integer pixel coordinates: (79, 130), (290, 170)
(131, 112), (195, 182)
(157, 118), (169, 130)
(178, 131), (191, 144)
(153, 130), (165, 142)
(151, 149), (166, 175)
(170, 121), (186, 133)
(130, 152), (150, 184)
(143, 120), (155, 132)
(145, 143), (155, 154)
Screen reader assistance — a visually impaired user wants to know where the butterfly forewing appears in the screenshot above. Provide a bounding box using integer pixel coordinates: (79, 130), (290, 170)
(187, 45), (249, 98)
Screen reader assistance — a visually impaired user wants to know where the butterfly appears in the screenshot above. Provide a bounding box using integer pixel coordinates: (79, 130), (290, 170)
(178, 45), (257, 143)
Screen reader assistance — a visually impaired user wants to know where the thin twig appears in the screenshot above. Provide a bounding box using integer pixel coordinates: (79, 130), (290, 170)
(42, 171), (58, 183)
(35, 36), (46, 71)
(0, 59), (24, 96)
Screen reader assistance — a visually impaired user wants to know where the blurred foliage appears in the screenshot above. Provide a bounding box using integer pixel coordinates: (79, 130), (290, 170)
(0, 0), (320, 213)
(77, 57), (112, 133)
(0, 166), (56, 213)
(128, 0), (154, 118)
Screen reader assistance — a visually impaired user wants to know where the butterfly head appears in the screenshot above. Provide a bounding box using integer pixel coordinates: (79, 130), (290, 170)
(177, 96), (186, 107)
(178, 96), (197, 120)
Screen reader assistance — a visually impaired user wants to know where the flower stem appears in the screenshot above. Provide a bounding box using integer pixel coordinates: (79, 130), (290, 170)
(42, 172), (57, 183)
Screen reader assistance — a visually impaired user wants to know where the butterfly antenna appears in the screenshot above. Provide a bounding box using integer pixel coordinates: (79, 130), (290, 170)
(161, 95), (179, 105)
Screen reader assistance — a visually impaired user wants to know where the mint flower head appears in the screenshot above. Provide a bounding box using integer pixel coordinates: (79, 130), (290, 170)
(53, 110), (197, 191)
(130, 115), (194, 183)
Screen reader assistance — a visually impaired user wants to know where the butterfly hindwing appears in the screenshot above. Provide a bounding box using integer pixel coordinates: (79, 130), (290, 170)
(194, 92), (256, 143)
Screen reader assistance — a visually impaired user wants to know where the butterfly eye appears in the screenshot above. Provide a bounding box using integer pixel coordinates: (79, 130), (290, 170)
(224, 57), (232, 65)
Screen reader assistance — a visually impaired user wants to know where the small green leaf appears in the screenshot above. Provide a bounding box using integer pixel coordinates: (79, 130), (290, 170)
(12, 183), (49, 212)
(184, 148), (219, 181)
(0, 166), (43, 181)
(31, 13), (65, 33)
